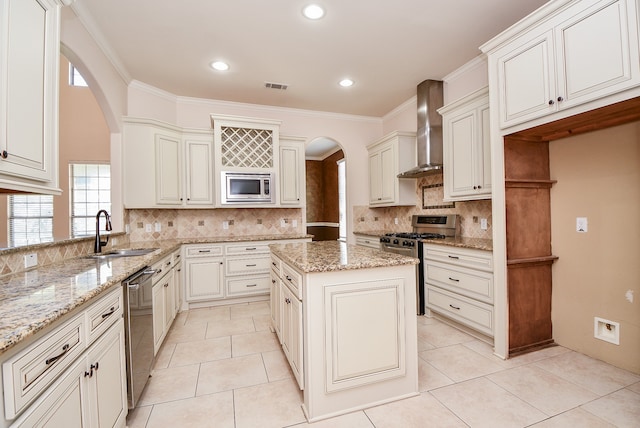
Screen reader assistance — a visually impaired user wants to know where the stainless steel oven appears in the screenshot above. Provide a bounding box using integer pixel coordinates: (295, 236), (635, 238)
(379, 214), (458, 315)
(221, 171), (274, 204)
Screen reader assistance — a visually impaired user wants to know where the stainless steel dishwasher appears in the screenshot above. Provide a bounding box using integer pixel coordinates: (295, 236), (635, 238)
(123, 266), (157, 409)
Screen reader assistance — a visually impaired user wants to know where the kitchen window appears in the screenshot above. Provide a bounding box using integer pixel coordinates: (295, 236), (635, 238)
(8, 195), (54, 247)
(70, 163), (111, 237)
(68, 64), (88, 87)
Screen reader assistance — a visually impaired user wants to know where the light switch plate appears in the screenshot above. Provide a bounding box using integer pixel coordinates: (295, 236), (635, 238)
(24, 253), (37, 269)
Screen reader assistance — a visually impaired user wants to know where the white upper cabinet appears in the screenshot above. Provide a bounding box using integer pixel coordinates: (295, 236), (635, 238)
(367, 131), (416, 207)
(439, 87), (491, 201)
(485, 0), (640, 130)
(122, 117), (215, 208)
(0, 0), (63, 194)
(279, 135), (306, 207)
(183, 134), (214, 206)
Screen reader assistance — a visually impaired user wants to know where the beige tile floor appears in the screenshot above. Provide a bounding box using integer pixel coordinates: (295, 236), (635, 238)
(127, 301), (640, 428)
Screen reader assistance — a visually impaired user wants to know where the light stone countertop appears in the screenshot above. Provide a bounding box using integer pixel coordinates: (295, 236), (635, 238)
(269, 240), (419, 273)
(354, 230), (493, 252)
(0, 234), (310, 355)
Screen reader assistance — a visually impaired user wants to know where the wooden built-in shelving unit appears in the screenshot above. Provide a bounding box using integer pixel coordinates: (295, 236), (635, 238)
(502, 97), (640, 356)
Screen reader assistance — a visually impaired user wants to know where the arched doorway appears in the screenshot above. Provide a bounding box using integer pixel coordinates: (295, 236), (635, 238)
(305, 137), (346, 241)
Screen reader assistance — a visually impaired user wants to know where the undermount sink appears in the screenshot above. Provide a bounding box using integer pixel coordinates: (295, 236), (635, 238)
(84, 248), (159, 259)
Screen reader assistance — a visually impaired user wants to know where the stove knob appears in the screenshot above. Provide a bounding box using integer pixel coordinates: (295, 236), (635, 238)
(407, 241), (415, 247)
(381, 237), (389, 243)
(393, 239), (399, 245)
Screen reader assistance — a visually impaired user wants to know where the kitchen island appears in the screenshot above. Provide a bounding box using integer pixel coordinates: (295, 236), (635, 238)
(269, 240), (419, 422)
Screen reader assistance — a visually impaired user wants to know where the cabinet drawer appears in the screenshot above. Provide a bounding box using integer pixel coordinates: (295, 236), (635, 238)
(425, 261), (493, 304)
(426, 286), (493, 336)
(225, 242), (270, 255)
(2, 315), (86, 419)
(281, 263), (303, 300)
(86, 287), (123, 345)
(226, 275), (271, 296)
(225, 255), (271, 276)
(423, 244), (493, 272)
(270, 254), (281, 275)
(355, 235), (381, 249)
(185, 245), (223, 257)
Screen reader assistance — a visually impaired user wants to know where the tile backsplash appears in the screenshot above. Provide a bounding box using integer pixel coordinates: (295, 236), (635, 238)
(353, 173), (493, 239)
(127, 208), (304, 242)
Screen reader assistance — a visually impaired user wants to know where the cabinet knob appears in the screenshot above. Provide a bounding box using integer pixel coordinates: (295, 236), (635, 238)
(548, 99), (555, 105)
(557, 96), (564, 102)
(1, 150), (7, 159)
(477, 185), (482, 189)
(473, 186), (477, 190)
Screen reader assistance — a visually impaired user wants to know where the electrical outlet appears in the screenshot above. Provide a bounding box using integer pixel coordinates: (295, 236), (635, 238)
(24, 253), (37, 269)
(394, 217), (399, 225)
(292, 219), (297, 227)
(154, 222), (161, 232)
(576, 217), (588, 233)
(480, 218), (488, 230)
(145, 224), (152, 232)
(280, 219), (287, 227)
(222, 221), (229, 230)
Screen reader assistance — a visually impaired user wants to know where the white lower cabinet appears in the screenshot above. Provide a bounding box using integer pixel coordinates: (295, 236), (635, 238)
(5, 288), (127, 428)
(424, 243), (494, 337)
(280, 282), (303, 389)
(184, 245), (224, 302)
(354, 234), (381, 249)
(152, 253), (179, 355)
(269, 263), (282, 342)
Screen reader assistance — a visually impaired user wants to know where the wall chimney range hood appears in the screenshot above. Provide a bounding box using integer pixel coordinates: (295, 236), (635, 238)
(397, 79), (444, 178)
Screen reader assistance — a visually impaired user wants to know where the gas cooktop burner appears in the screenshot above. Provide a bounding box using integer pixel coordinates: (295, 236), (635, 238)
(383, 232), (446, 240)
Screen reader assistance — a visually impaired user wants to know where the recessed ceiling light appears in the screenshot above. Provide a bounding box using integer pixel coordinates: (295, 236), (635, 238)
(303, 4), (325, 20)
(211, 61), (229, 71)
(339, 78), (354, 87)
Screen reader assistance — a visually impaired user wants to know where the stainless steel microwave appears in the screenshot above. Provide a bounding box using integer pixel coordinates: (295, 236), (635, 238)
(221, 171), (274, 204)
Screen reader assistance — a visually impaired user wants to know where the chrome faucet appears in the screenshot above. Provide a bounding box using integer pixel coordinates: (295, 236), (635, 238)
(94, 210), (113, 253)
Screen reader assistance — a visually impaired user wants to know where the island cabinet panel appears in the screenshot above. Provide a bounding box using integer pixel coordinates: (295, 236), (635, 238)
(323, 281), (405, 392)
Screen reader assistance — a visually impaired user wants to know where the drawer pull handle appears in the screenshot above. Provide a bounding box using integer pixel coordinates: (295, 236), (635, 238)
(449, 304), (461, 310)
(246, 247), (257, 251)
(175, 254), (180, 258)
(246, 264), (257, 267)
(199, 250), (211, 253)
(286, 275), (292, 282)
(272, 262), (277, 266)
(448, 277), (460, 282)
(166, 261), (172, 266)
(46, 344), (71, 365)
(164, 283), (169, 288)
(447, 255), (459, 259)
(101, 307), (116, 319)
(285, 297), (291, 304)
(246, 284), (257, 288)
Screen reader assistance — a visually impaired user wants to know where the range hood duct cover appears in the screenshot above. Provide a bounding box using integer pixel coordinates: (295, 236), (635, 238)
(397, 79), (444, 178)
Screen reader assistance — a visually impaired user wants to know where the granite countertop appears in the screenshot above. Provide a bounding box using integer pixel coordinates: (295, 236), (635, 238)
(353, 230), (493, 252)
(269, 240), (419, 273)
(0, 234), (310, 355)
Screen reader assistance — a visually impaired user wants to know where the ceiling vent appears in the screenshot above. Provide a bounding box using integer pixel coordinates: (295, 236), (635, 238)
(265, 82), (288, 90)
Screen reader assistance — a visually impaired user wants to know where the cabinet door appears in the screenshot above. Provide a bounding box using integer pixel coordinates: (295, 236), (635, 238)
(163, 274), (176, 333)
(446, 110), (477, 197)
(281, 285), (303, 389)
(174, 261), (182, 313)
(86, 321), (127, 428)
(0, 0), (58, 188)
(368, 151), (382, 204)
(497, 29), (556, 128)
(279, 144), (302, 205)
(155, 134), (182, 205)
(556, 0), (639, 109)
(152, 281), (166, 352)
(9, 360), (86, 428)
(185, 257), (224, 301)
(270, 271), (281, 342)
(184, 138), (214, 206)
(479, 103), (492, 195)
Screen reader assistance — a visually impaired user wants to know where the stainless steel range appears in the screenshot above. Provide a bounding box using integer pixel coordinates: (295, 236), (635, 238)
(380, 214), (458, 314)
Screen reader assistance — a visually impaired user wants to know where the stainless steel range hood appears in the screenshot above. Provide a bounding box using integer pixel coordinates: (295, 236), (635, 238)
(397, 79), (444, 178)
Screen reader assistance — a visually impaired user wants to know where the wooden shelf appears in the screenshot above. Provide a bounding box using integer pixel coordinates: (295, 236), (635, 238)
(505, 179), (557, 189)
(507, 255), (558, 266)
